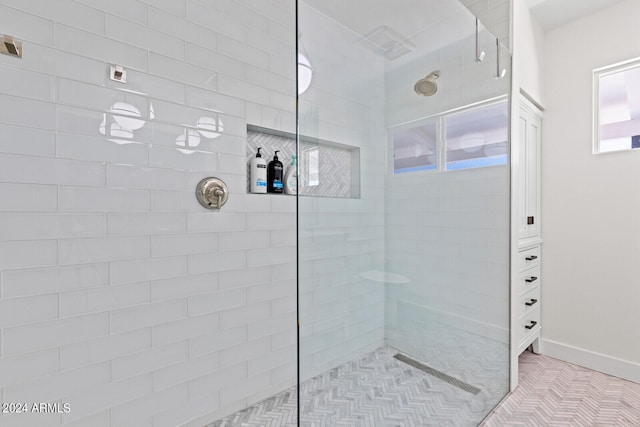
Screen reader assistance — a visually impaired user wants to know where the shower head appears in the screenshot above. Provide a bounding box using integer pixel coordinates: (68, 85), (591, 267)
(414, 70), (440, 97)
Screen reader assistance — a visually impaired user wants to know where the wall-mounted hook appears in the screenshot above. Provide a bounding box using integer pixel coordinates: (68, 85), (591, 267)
(110, 64), (127, 83)
(0, 35), (22, 58)
(496, 38), (506, 78)
(475, 19), (485, 62)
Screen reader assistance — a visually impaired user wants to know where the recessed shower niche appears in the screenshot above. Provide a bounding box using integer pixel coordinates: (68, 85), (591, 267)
(246, 125), (361, 198)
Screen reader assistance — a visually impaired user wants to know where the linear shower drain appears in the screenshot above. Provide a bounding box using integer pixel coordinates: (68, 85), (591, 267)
(393, 353), (482, 395)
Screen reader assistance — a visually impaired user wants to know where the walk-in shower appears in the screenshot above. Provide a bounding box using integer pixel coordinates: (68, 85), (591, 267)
(213, 0), (511, 424)
(0, 0), (510, 425)
(295, 0), (511, 425)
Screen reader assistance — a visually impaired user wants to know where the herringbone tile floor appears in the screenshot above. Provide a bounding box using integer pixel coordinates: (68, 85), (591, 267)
(209, 346), (502, 427)
(208, 349), (640, 426)
(481, 351), (640, 426)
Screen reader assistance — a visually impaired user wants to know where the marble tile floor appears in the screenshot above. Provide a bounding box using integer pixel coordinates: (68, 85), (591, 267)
(208, 345), (502, 427)
(207, 348), (640, 426)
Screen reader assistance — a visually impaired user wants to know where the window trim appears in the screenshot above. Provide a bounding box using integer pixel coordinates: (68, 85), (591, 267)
(388, 95), (509, 175)
(593, 56), (640, 154)
(388, 116), (441, 175)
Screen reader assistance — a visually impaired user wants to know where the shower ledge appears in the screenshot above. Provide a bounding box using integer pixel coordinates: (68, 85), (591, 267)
(359, 270), (410, 284)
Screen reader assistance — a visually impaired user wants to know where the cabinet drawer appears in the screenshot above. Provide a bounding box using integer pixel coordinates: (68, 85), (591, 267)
(518, 265), (540, 296)
(518, 286), (540, 317)
(518, 307), (541, 349)
(518, 246), (541, 271)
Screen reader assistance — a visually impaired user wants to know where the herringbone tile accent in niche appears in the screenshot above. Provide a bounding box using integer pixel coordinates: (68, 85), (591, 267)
(246, 130), (356, 198)
(481, 351), (640, 427)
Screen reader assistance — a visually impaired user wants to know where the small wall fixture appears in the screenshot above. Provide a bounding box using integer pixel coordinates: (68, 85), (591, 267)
(0, 35), (22, 58)
(110, 64), (127, 83)
(475, 19), (485, 62)
(496, 38), (506, 78)
(195, 177), (229, 210)
(414, 70), (440, 97)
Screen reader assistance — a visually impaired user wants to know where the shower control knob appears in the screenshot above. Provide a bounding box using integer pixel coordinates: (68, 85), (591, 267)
(196, 177), (229, 210)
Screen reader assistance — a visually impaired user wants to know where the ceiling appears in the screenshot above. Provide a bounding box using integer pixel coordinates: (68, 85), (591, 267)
(302, 0), (475, 59)
(527, 0), (629, 30)
(302, 0), (466, 42)
(300, 0), (630, 68)
(303, 0), (631, 39)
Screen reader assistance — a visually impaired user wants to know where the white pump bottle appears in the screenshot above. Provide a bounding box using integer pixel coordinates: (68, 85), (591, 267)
(250, 147), (267, 193)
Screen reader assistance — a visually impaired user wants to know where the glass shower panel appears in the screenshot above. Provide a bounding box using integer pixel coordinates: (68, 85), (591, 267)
(296, 0), (387, 382)
(298, 0), (511, 425)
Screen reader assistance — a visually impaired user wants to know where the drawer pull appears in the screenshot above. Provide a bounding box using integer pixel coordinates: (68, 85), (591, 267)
(525, 255), (538, 261)
(525, 276), (538, 283)
(525, 321), (538, 330)
(525, 298), (538, 307)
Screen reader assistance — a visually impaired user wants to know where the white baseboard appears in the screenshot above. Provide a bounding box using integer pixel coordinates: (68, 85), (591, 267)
(540, 338), (640, 384)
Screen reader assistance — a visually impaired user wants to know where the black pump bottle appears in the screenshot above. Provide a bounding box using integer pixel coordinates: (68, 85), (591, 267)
(267, 150), (284, 193)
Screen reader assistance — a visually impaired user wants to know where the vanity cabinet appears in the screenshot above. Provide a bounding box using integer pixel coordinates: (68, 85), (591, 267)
(516, 244), (541, 354)
(516, 98), (543, 354)
(511, 96), (543, 390)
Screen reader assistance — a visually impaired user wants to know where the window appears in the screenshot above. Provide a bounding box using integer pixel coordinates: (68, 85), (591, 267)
(391, 98), (509, 174)
(594, 57), (640, 153)
(445, 101), (509, 170)
(392, 119), (438, 174)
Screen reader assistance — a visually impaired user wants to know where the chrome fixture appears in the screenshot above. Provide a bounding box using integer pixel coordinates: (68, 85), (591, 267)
(496, 38), (506, 78)
(195, 177), (229, 210)
(475, 19), (485, 62)
(414, 70), (440, 97)
(0, 35), (22, 58)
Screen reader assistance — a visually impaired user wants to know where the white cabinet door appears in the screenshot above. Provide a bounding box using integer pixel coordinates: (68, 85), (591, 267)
(518, 100), (542, 241)
(517, 115), (529, 240)
(525, 114), (540, 239)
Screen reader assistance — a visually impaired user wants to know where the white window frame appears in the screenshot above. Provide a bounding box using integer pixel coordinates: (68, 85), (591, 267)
(388, 116), (441, 175)
(388, 95), (509, 175)
(593, 56), (640, 154)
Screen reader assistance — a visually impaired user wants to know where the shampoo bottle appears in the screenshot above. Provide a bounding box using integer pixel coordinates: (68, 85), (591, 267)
(284, 155), (297, 195)
(267, 150), (283, 193)
(250, 147), (267, 193)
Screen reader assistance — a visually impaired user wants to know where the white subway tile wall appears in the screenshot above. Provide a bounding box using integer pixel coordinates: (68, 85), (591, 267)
(384, 12), (511, 366)
(296, 2), (387, 382)
(384, 168), (511, 345)
(0, 1), (297, 426)
(0, 0), (512, 425)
